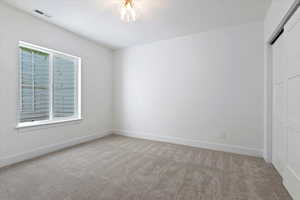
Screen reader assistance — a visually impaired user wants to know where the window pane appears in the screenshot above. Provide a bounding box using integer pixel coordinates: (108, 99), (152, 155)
(53, 55), (77, 118)
(20, 48), (50, 122)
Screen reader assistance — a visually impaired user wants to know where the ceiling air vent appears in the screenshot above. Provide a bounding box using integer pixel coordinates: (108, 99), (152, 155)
(34, 9), (51, 18)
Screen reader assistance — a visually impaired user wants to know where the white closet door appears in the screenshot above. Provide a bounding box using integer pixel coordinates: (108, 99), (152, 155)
(272, 34), (285, 175)
(282, 7), (300, 199)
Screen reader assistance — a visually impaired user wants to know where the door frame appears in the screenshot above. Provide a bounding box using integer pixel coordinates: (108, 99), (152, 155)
(264, 1), (300, 163)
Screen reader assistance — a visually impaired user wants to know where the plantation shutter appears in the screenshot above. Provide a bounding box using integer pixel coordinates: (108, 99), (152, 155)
(20, 48), (50, 122)
(53, 55), (77, 118)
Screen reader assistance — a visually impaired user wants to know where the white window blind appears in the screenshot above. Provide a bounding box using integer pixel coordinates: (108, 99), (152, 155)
(20, 47), (50, 122)
(18, 42), (81, 127)
(53, 56), (77, 118)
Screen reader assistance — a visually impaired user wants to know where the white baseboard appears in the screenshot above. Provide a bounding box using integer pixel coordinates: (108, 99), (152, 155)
(283, 166), (300, 200)
(113, 129), (263, 158)
(0, 130), (113, 168)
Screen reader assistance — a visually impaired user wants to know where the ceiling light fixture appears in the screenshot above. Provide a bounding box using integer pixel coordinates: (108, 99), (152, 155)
(120, 0), (137, 22)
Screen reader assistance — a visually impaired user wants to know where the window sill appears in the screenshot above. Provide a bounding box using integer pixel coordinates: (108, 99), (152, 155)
(16, 117), (82, 129)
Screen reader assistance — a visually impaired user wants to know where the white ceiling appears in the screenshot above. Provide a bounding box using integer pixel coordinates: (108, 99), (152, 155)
(2, 0), (271, 49)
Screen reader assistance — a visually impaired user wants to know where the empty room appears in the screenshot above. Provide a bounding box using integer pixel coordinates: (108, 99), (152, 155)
(0, 0), (300, 199)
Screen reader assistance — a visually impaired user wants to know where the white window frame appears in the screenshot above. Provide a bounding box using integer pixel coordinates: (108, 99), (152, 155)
(17, 41), (82, 128)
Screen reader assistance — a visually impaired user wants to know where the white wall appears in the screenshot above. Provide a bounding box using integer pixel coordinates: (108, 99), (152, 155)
(0, 2), (113, 166)
(113, 22), (264, 156)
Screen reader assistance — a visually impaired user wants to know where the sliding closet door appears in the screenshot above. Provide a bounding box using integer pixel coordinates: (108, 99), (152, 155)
(272, 35), (285, 175)
(282, 8), (300, 199)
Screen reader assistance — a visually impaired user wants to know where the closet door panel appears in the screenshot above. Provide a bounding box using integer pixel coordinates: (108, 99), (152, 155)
(287, 129), (300, 176)
(282, 7), (300, 199)
(287, 77), (300, 130)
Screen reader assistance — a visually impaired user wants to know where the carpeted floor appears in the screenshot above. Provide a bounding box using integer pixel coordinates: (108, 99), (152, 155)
(0, 134), (292, 200)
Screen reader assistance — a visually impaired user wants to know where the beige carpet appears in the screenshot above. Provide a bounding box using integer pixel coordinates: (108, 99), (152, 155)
(0, 134), (292, 200)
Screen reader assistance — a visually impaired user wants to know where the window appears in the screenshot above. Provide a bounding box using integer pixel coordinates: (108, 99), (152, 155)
(18, 41), (81, 128)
